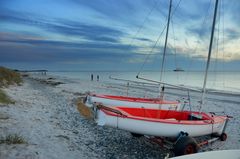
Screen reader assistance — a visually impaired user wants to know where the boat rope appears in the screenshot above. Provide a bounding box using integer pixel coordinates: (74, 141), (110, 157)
(136, 0), (182, 78)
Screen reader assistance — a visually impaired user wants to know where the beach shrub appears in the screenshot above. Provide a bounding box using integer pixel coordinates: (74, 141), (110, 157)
(0, 66), (22, 87)
(0, 134), (26, 144)
(0, 66), (22, 104)
(0, 89), (14, 104)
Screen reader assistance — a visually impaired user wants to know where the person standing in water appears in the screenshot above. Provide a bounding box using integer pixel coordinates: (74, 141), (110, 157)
(91, 74), (93, 81)
(97, 75), (99, 81)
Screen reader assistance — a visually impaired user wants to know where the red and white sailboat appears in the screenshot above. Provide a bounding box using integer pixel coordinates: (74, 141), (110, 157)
(84, 93), (181, 110)
(95, 105), (228, 138)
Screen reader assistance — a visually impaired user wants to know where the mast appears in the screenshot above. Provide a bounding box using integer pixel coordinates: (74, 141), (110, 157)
(158, 0), (172, 102)
(200, 0), (219, 112)
(160, 0), (172, 82)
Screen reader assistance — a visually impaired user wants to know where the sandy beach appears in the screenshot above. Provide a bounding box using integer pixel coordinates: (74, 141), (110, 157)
(0, 74), (240, 159)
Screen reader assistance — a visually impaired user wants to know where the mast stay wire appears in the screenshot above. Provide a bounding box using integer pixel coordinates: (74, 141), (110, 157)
(137, 0), (182, 77)
(183, 0), (213, 84)
(171, 17), (180, 84)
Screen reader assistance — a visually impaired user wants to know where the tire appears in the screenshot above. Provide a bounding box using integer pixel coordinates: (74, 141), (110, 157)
(131, 132), (143, 138)
(174, 136), (198, 156)
(220, 133), (227, 141)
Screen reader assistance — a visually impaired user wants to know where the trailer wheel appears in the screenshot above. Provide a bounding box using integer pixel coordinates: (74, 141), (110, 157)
(131, 132), (143, 138)
(220, 133), (227, 141)
(174, 136), (198, 156)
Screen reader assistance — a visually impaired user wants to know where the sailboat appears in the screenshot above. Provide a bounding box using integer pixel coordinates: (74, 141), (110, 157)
(84, 0), (183, 112)
(93, 0), (229, 156)
(84, 93), (181, 110)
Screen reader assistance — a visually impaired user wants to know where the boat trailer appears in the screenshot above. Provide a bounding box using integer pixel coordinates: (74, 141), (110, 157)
(133, 118), (229, 157)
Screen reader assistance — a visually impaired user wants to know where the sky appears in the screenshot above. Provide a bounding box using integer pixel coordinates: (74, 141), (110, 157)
(0, 0), (239, 71)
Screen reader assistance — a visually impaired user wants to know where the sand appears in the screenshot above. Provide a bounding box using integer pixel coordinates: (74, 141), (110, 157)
(0, 74), (239, 159)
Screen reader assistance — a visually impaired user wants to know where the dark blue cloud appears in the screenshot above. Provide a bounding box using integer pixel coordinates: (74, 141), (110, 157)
(0, 37), (137, 50)
(134, 37), (153, 42)
(0, 33), (139, 63)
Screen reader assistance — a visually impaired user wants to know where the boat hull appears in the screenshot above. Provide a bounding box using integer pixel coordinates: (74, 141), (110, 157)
(85, 94), (181, 110)
(96, 107), (228, 138)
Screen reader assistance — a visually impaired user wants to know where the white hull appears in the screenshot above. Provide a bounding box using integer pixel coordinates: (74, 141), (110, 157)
(170, 150), (240, 159)
(96, 109), (227, 138)
(85, 94), (181, 110)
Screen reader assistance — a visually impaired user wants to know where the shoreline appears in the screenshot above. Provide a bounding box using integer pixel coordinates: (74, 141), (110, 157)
(0, 74), (239, 159)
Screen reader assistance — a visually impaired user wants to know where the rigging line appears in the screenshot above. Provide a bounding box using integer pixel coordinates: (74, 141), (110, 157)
(184, 0), (212, 83)
(171, 18), (178, 69)
(136, 0), (182, 77)
(171, 17), (180, 83)
(126, 0), (159, 51)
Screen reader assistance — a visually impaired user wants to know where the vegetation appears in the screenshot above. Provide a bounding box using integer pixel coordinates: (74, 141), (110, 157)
(0, 89), (14, 104)
(0, 66), (22, 104)
(0, 134), (26, 144)
(77, 98), (93, 119)
(0, 66), (22, 87)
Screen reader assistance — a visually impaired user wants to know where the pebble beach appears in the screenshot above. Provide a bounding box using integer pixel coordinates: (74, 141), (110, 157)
(0, 74), (240, 159)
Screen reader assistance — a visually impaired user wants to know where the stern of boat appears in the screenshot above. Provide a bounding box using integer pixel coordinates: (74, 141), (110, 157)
(83, 95), (93, 107)
(93, 104), (119, 128)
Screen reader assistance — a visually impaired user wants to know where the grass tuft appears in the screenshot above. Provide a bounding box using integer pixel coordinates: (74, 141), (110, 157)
(0, 66), (22, 87)
(77, 99), (93, 119)
(0, 66), (22, 104)
(0, 134), (27, 144)
(0, 89), (14, 104)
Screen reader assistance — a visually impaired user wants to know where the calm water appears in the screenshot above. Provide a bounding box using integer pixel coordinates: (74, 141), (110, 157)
(50, 71), (240, 93)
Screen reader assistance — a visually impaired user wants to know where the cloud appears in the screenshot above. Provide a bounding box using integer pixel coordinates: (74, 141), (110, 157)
(134, 37), (153, 42)
(0, 9), (125, 43)
(187, 25), (211, 39)
(225, 28), (240, 40)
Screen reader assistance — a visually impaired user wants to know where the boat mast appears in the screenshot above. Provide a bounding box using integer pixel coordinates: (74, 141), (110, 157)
(200, 0), (219, 112)
(158, 0), (172, 101)
(160, 0), (172, 83)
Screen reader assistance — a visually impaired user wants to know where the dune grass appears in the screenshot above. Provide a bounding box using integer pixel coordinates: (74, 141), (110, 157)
(0, 89), (14, 104)
(0, 66), (22, 104)
(0, 66), (22, 87)
(0, 134), (26, 144)
(77, 99), (93, 119)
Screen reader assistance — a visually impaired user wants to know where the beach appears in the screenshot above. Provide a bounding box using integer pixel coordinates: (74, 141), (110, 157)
(0, 74), (240, 159)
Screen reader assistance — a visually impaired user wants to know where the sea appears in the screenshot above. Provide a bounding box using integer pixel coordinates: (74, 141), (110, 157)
(49, 71), (240, 94)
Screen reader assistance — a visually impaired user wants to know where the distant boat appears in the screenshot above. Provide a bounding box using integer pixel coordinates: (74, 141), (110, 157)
(173, 68), (184, 72)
